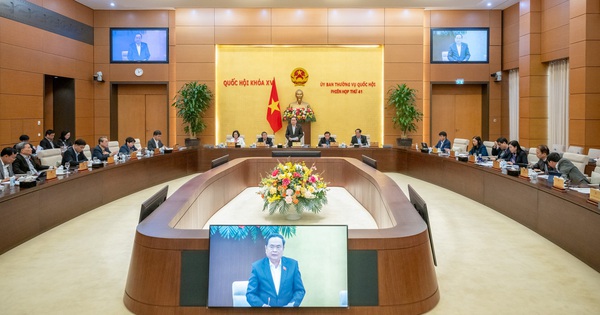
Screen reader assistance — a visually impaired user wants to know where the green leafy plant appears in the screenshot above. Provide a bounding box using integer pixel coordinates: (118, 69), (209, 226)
(387, 83), (423, 139)
(209, 225), (297, 241)
(172, 81), (213, 138)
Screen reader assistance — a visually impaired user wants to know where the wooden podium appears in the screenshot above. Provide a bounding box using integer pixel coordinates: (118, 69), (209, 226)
(303, 121), (311, 146)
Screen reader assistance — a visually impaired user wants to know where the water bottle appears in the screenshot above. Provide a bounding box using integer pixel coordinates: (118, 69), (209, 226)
(9, 176), (16, 187)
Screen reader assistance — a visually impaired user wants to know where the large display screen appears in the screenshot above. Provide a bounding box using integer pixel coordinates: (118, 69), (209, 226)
(208, 225), (348, 308)
(110, 28), (168, 63)
(430, 28), (489, 63)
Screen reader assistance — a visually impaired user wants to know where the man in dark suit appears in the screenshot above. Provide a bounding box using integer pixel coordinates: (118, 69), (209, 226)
(127, 33), (151, 61)
(434, 131), (451, 152)
(92, 136), (117, 161)
(547, 152), (590, 186)
(13, 142), (48, 175)
(246, 234), (305, 307)
(1, 147), (17, 182)
(257, 131), (274, 147)
(531, 144), (553, 174)
(14, 135), (36, 154)
(285, 117), (303, 147)
(350, 128), (368, 147)
(61, 138), (88, 166)
(39, 129), (56, 150)
(492, 137), (510, 160)
(147, 130), (164, 150)
(318, 131), (336, 147)
(119, 137), (138, 154)
(447, 34), (470, 62)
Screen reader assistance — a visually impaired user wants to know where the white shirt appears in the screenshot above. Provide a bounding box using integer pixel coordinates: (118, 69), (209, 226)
(269, 260), (282, 295)
(1, 159), (9, 180)
(457, 44), (462, 56)
(136, 44), (141, 56)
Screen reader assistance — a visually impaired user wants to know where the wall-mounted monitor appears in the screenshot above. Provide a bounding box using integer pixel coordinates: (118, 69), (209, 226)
(110, 28), (169, 63)
(430, 28), (489, 64)
(208, 225), (348, 308)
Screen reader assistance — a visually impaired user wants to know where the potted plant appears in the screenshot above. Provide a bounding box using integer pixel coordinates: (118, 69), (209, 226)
(387, 83), (423, 147)
(172, 81), (213, 147)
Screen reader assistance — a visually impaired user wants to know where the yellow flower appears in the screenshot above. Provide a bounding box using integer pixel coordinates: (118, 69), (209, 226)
(269, 187), (277, 194)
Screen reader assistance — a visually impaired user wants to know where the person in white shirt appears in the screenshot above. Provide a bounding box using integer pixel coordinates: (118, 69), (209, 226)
(147, 130), (165, 151)
(228, 130), (245, 148)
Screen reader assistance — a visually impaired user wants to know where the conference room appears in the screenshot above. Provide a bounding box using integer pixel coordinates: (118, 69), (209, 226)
(1, 0), (599, 314)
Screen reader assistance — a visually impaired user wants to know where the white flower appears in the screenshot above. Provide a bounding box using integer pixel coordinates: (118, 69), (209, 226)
(285, 196), (293, 204)
(286, 189), (294, 196)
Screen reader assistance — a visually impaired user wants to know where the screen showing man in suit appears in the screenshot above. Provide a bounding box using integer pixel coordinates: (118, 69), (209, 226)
(127, 33), (151, 61)
(447, 34), (470, 62)
(246, 234), (305, 307)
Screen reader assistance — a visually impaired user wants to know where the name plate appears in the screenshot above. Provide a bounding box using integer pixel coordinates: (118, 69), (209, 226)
(78, 162), (87, 171)
(492, 160), (500, 169)
(432, 147), (438, 154)
(370, 141), (379, 148)
(468, 155), (476, 163)
(226, 142), (236, 148)
(553, 176), (566, 190)
(46, 168), (56, 180)
(329, 142), (338, 147)
(590, 188), (600, 203)
(450, 150), (456, 158)
(520, 167), (529, 178)
(107, 156), (115, 164)
(257, 142), (267, 147)
(292, 142), (303, 147)
(154, 148), (160, 155)
(130, 151), (137, 159)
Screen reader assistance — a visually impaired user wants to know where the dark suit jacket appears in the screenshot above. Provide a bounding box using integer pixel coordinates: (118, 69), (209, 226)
(434, 139), (451, 151)
(119, 144), (137, 154)
(61, 147), (88, 166)
(0, 162), (14, 179)
(12, 154), (48, 174)
(351, 135), (368, 146)
(257, 137), (274, 147)
(92, 145), (111, 161)
(468, 145), (489, 156)
(127, 42), (151, 61)
(39, 138), (56, 150)
(56, 139), (72, 148)
(318, 137), (336, 147)
(147, 139), (164, 150)
(447, 43), (470, 62)
(507, 150), (528, 167)
(246, 257), (305, 307)
(557, 158), (590, 185)
(532, 158), (553, 174)
(285, 124), (303, 146)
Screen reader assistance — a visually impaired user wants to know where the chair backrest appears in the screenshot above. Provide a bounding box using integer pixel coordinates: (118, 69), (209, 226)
(483, 141), (494, 156)
(108, 141), (119, 153)
(232, 281), (250, 307)
(567, 145), (584, 154)
(452, 138), (469, 153)
(551, 144), (565, 153)
(226, 135), (245, 141)
(562, 152), (588, 173)
(255, 134), (275, 142)
(587, 148), (600, 160)
(134, 138), (141, 150)
(591, 170), (600, 185)
(528, 147), (539, 165)
(37, 148), (62, 167)
(83, 145), (92, 159)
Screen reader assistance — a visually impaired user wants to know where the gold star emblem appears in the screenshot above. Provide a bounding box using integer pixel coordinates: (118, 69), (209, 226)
(268, 100), (280, 114)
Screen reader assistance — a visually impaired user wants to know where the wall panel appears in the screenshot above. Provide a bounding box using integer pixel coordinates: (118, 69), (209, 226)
(272, 27), (329, 44)
(328, 27), (385, 44)
(272, 9), (328, 26)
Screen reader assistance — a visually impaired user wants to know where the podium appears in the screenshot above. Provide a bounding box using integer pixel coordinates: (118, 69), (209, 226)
(303, 121), (311, 146)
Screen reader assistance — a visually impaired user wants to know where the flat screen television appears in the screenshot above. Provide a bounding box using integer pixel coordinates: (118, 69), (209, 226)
(110, 28), (169, 63)
(139, 185), (168, 223)
(208, 225), (348, 308)
(430, 28), (489, 64)
(407, 185), (437, 266)
(271, 151), (321, 158)
(211, 155), (229, 169)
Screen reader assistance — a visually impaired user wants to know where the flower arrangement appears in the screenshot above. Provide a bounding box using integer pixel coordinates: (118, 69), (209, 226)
(258, 161), (328, 216)
(282, 105), (316, 123)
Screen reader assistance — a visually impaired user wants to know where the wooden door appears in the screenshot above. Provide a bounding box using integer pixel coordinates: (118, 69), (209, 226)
(117, 85), (168, 147)
(431, 84), (482, 145)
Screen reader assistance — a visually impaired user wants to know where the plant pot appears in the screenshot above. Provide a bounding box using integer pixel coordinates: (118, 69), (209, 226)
(185, 138), (200, 148)
(285, 204), (302, 220)
(397, 138), (413, 147)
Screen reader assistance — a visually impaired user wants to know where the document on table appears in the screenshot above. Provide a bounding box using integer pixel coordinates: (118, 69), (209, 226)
(570, 187), (590, 194)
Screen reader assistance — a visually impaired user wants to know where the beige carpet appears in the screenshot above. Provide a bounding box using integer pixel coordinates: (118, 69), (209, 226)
(0, 173), (599, 314)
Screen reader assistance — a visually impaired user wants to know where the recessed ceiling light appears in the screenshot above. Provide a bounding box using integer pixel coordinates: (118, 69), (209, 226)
(487, 2), (492, 6)
(110, 2), (115, 7)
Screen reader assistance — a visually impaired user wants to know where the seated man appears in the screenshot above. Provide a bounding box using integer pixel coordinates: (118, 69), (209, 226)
(119, 137), (138, 154)
(1, 147), (17, 182)
(14, 135), (36, 154)
(92, 136), (117, 161)
(434, 131), (451, 152)
(61, 139), (88, 166)
(531, 145), (554, 174)
(257, 131), (274, 147)
(147, 130), (164, 150)
(547, 152), (590, 186)
(13, 142), (49, 175)
(350, 128), (368, 147)
(39, 129), (57, 150)
(492, 137), (510, 160)
(318, 131), (336, 147)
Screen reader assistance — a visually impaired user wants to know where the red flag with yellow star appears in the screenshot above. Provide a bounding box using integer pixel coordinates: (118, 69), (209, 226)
(266, 78), (282, 132)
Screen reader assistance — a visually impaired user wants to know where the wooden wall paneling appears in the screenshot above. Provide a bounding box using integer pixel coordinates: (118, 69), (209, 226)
(0, 43), (45, 73)
(327, 9), (385, 26)
(214, 26), (272, 44)
(541, 0), (570, 32)
(0, 69), (43, 95)
(541, 26), (569, 61)
(175, 27), (215, 45)
(176, 45), (215, 63)
(271, 8), (328, 26)
(271, 27), (329, 44)
(43, 0), (94, 25)
(146, 93), (169, 146)
(42, 32), (94, 63)
(76, 98), (94, 119)
(429, 10), (490, 27)
(0, 19), (44, 50)
(0, 95), (43, 119)
(118, 94), (145, 143)
(106, 11), (169, 27)
(75, 117), (94, 141)
(384, 27), (423, 45)
(328, 27), (385, 44)
(384, 63), (423, 81)
(175, 9), (215, 26)
(384, 9), (425, 26)
(214, 8), (272, 26)
(108, 64), (169, 82)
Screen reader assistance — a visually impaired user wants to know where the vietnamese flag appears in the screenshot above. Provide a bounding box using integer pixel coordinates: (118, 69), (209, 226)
(266, 78), (282, 133)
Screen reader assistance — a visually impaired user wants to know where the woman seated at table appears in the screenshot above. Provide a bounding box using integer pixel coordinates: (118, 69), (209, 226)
(506, 140), (528, 167)
(228, 130), (245, 148)
(468, 136), (488, 156)
(56, 130), (73, 148)
(119, 137), (138, 154)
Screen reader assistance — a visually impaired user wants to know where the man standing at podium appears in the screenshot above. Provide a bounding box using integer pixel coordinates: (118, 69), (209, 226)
(285, 117), (303, 147)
